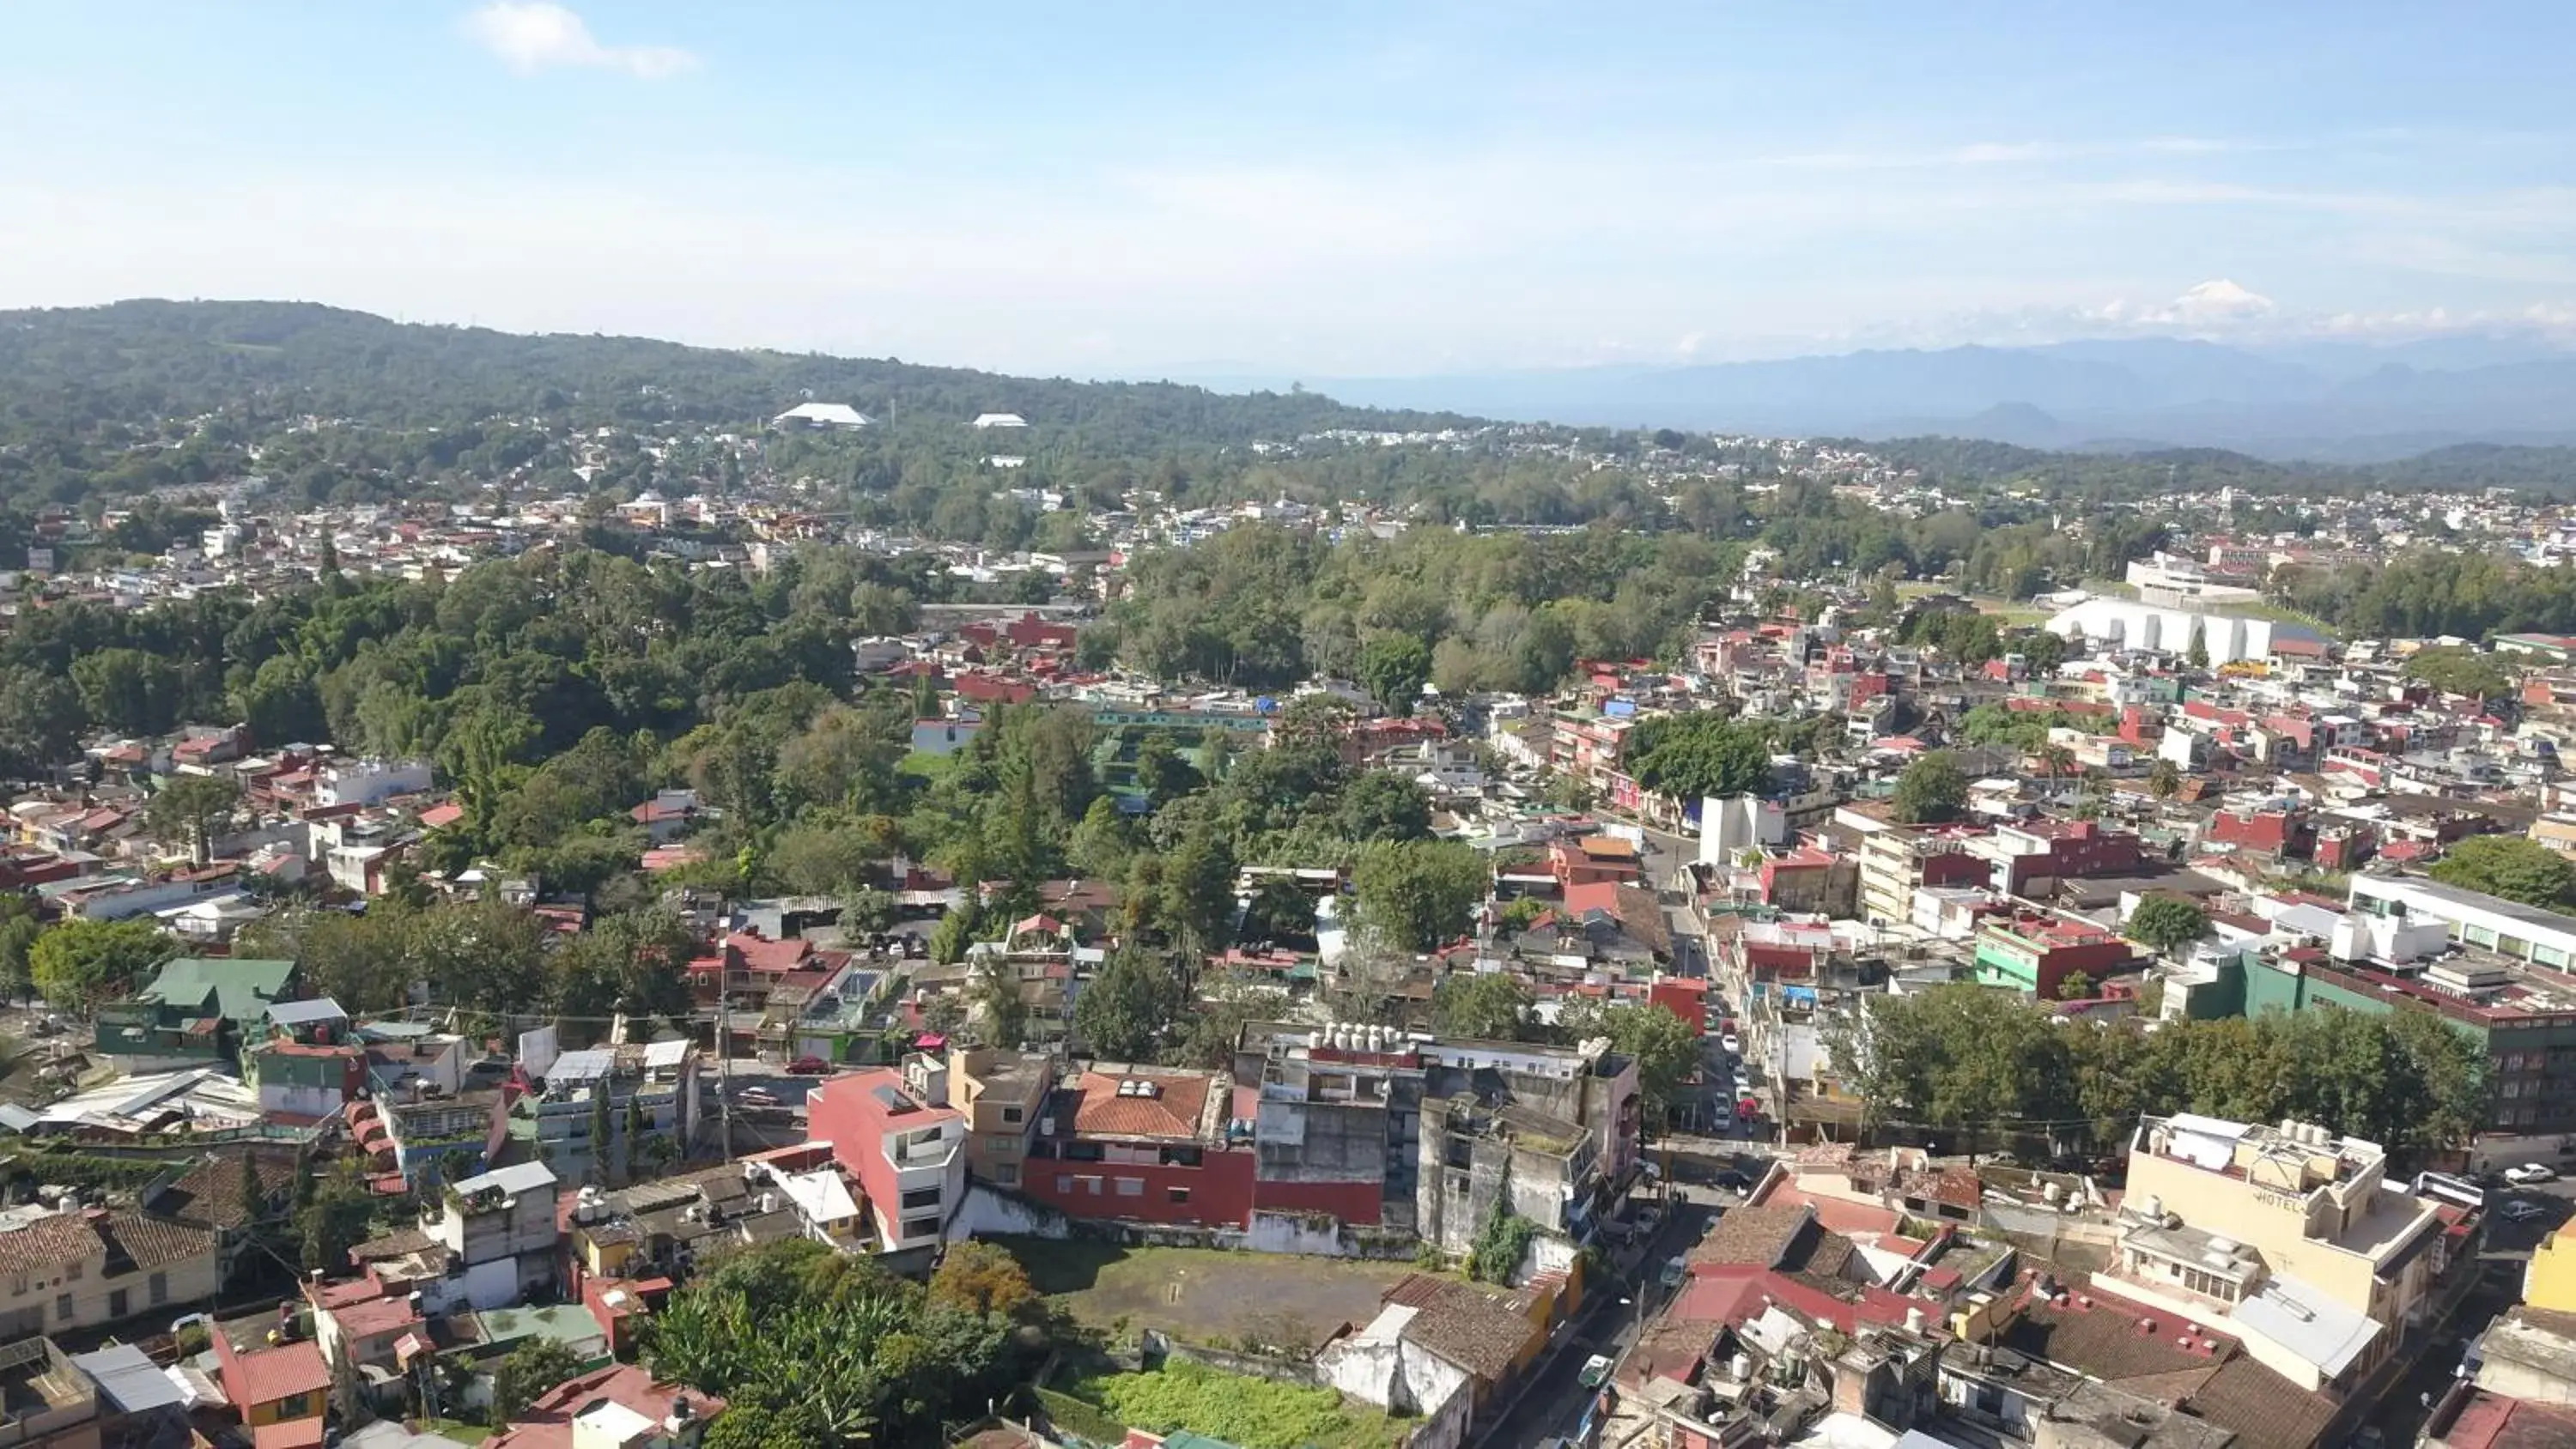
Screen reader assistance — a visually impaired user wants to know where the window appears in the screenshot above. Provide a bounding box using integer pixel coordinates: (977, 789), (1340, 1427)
(52, 1294), (70, 1325)
(108, 1288), (127, 1319)
(1001, 1106), (1024, 1124)
(1115, 1177), (1145, 1197)
(900, 1186), (942, 1211)
(149, 1273), (167, 1307)
(1078, 1175), (1103, 1196)
(1055, 1176), (1072, 1194)
(901, 1216), (940, 1240)
(8, 1272), (24, 1296)
(64, 1261), (80, 1282)
(1167, 1186), (1191, 1204)
(274, 1395), (310, 1418)
(994, 1164), (1019, 1187)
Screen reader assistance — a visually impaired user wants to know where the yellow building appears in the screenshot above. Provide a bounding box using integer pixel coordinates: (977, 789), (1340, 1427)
(2109, 1114), (2451, 1391)
(2525, 1217), (2576, 1313)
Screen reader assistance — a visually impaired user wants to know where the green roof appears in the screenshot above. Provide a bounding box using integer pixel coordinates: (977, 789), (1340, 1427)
(471, 1304), (609, 1358)
(137, 958), (295, 1026)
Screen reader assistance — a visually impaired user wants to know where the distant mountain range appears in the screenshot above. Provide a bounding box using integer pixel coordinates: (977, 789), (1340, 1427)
(1183, 336), (2576, 463)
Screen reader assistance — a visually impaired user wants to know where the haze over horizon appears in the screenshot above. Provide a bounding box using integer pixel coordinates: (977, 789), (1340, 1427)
(5, 3), (2576, 379)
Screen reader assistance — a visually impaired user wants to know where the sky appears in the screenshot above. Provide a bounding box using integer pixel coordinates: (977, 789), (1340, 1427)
(4, 2), (2576, 377)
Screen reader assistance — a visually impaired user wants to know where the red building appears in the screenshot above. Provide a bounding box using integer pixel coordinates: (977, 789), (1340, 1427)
(806, 1062), (968, 1253)
(1550, 835), (1644, 891)
(2208, 805), (2316, 861)
(1021, 1066), (1262, 1228)
(1648, 979), (1708, 1035)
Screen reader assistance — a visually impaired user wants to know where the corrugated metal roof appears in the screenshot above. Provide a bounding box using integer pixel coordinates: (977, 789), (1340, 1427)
(71, 1343), (190, 1413)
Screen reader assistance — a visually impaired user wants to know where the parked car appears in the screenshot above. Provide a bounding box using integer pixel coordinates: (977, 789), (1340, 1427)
(1719, 1033), (1741, 1055)
(1578, 1355), (1614, 1389)
(2504, 1201), (2550, 1222)
(1710, 1104), (1735, 1131)
(787, 1056), (835, 1076)
(736, 1087), (779, 1106)
(1659, 1257), (1689, 1289)
(2506, 1163), (2559, 1185)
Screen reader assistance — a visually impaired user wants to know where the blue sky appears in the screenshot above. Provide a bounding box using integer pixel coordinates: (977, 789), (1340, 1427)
(3, 2), (2573, 375)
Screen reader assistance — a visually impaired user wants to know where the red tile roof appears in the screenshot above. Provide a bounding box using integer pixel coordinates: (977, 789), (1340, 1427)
(1066, 1069), (1213, 1140)
(235, 1340), (329, 1407)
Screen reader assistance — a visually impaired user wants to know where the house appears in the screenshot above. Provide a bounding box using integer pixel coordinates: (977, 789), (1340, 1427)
(520, 1042), (701, 1186)
(1318, 1273), (1546, 1430)
(945, 1046), (1054, 1191)
(93, 956), (297, 1072)
(806, 1060), (968, 1258)
(211, 1307), (331, 1434)
(143, 1148), (300, 1288)
(423, 1161), (563, 1310)
(0, 1206), (217, 1339)
(1018, 1064), (1249, 1230)
(484, 1362), (724, 1449)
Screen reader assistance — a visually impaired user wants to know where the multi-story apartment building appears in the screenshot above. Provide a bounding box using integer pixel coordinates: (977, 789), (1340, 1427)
(1855, 824), (1989, 932)
(2114, 1114), (2467, 1393)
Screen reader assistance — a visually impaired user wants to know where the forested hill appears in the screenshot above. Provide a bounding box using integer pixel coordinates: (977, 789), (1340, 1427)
(0, 298), (1477, 445)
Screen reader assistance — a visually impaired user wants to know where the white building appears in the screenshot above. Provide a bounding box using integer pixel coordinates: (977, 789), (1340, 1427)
(771, 403), (871, 431)
(2045, 597), (2275, 667)
(971, 412), (1030, 429)
(316, 758), (433, 809)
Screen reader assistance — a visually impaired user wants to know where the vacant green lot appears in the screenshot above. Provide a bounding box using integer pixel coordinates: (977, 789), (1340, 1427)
(994, 1237), (1419, 1348)
(1066, 1361), (1409, 1449)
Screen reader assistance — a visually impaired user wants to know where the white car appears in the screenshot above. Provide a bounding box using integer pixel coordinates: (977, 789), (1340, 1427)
(1719, 1033), (1741, 1055)
(1710, 1105), (1735, 1131)
(2505, 1164), (2559, 1185)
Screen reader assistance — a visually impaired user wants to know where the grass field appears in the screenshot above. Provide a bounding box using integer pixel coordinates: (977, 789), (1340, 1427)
(995, 1237), (1421, 1348)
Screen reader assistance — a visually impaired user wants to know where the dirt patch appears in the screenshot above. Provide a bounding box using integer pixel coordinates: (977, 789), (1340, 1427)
(996, 1237), (1420, 1348)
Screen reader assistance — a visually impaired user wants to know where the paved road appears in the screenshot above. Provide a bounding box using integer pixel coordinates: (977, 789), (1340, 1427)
(1473, 1200), (1716, 1448)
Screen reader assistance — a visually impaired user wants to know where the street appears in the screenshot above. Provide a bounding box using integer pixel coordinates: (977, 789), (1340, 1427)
(1473, 1196), (1719, 1448)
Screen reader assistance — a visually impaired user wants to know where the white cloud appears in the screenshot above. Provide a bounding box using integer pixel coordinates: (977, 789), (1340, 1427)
(459, 3), (696, 80)
(2141, 278), (2279, 325)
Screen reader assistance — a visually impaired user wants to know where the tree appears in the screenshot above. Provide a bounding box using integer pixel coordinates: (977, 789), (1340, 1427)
(2056, 971), (2097, 1002)
(0, 664), (88, 778)
(839, 888), (898, 936)
(1352, 839), (1487, 953)
(2430, 834), (2576, 911)
(1334, 773), (1432, 844)
(1073, 948), (1183, 1061)
(2403, 646), (2515, 700)
(0, 912), (40, 1003)
(1889, 750), (1967, 824)
(1433, 972), (1534, 1041)
(1560, 1000), (1699, 1128)
(492, 1338), (584, 1426)
(1626, 714), (1774, 801)
(295, 1163), (375, 1271)
(970, 954), (1028, 1049)
(927, 1241), (1040, 1320)
(2146, 757), (2181, 798)
(1356, 635), (1433, 716)
(2126, 896), (2211, 958)
(29, 919), (176, 1009)
(2184, 627), (2208, 670)
(146, 773), (242, 865)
